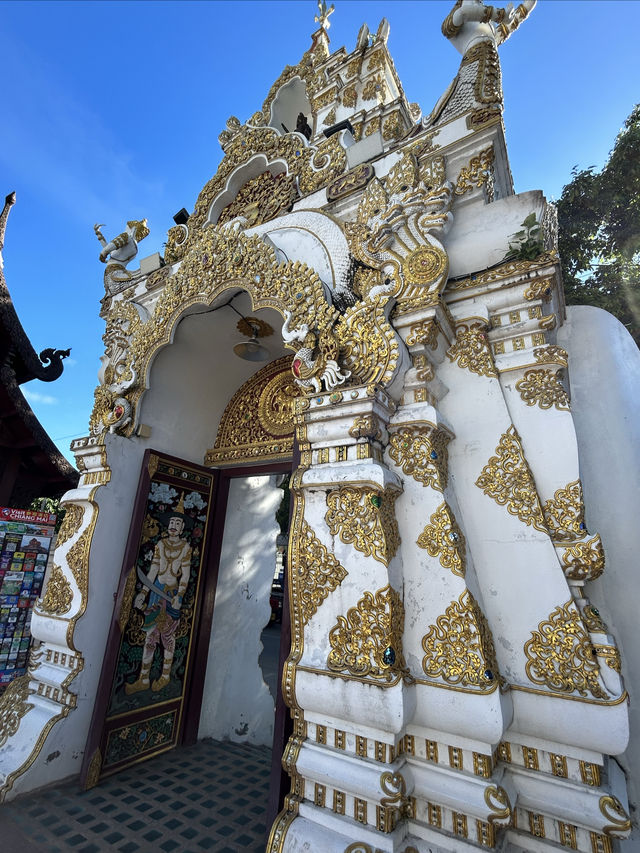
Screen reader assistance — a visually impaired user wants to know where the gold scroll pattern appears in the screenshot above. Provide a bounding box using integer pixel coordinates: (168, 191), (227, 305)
(326, 163), (374, 203)
(485, 785), (512, 827)
(599, 795), (631, 837)
(327, 585), (407, 682)
(406, 318), (438, 349)
(534, 345), (567, 366)
(0, 675), (34, 749)
(447, 323), (497, 378)
(561, 535), (605, 582)
(325, 486), (400, 566)
(542, 480), (586, 542)
(475, 426), (547, 532)
(66, 524), (95, 608)
(454, 147), (494, 196)
(515, 369), (570, 411)
(296, 520), (348, 625)
(524, 601), (608, 699)
(593, 645), (622, 674)
(55, 504), (85, 548)
(421, 590), (500, 690)
(417, 502), (466, 577)
(40, 565), (73, 615)
(387, 424), (450, 492)
(335, 300), (399, 388)
(448, 253), (558, 292)
(217, 170), (298, 229)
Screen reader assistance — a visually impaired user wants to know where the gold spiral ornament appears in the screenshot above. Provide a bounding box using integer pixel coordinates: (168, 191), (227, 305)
(404, 245), (447, 286)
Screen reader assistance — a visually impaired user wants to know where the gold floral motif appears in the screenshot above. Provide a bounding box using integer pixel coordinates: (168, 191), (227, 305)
(382, 112), (403, 141)
(216, 170), (298, 228)
(515, 369), (570, 411)
(296, 520), (348, 625)
(475, 426), (547, 532)
(322, 107), (337, 127)
(328, 585), (406, 681)
(593, 645), (622, 674)
(0, 675), (34, 749)
(454, 147), (494, 195)
(406, 318), (439, 349)
(345, 57), (362, 79)
(447, 323), (497, 377)
(365, 117), (381, 137)
(367, 49), (385, 72)
(66, 524), (94, 603)
(310, 87), (336, 112)
(325, 486), (400, 566)
(326, 163), (374, 202)
(542, 480), (586, 542)
(561, 535), (605, 582)
(163, 223), (188, 265)
(599, 795), (631, 837)
(524, 601), (608, 699)
(349, 415), (382, 441)
(40, 565), (73, 615)
(539, 314), (557, 331)
(387, 424), (450, 491)
(534, 345), (568, 366)
(342, 85), (357, 108)
(524, 278), (554, 301)
(417, 502), (466, 577)
(56, 504), (85, 548)
(362, 74), (386, 102)
(421, 590), (500, 689)
(206, 356), (298, 464)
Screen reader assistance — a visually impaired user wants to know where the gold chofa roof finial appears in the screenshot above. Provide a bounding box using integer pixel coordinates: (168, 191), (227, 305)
(315, 0), (335, 31)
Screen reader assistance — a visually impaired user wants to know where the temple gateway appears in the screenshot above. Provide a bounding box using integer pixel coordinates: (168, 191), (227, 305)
(1, 2), (638, 851)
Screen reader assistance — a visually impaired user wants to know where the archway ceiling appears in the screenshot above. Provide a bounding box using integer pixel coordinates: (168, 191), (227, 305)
(138, 292), (288, 462)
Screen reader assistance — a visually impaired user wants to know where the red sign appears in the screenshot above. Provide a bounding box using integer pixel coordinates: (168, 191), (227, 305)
(0, 507), (56, 525)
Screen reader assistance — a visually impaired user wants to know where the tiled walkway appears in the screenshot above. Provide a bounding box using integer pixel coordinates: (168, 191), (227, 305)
(0, 739), (272, 853)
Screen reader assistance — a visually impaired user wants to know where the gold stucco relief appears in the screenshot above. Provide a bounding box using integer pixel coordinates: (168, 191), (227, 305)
(523, 601), (608, 699)
(421, 590), (500, 690)
(475, 426), (546, 532)
(327, 585), (407, 682)
(417, 502), (466, 577)
(325, 486), (400, 566)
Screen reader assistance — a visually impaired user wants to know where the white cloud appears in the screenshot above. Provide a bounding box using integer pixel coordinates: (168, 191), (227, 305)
(22, 389), (58, 406)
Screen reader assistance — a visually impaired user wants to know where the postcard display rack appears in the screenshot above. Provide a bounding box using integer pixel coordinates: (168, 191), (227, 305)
(0, 506), (56, 687)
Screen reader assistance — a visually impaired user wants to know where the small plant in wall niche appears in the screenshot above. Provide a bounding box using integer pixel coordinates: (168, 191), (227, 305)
(504, 213), (544, 261)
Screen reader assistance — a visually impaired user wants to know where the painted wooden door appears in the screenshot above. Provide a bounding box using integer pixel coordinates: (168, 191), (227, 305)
(81, 450), (218, 786)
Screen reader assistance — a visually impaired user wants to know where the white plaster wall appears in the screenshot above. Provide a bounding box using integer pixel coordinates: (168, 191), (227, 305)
(558, 306), (640, 840)
(198, 475), (281, 746)
(446, 190), (546, 278)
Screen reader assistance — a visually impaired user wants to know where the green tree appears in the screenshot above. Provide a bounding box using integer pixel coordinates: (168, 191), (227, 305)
(29, 496), (66, 532)
(557, 104), (640, 345)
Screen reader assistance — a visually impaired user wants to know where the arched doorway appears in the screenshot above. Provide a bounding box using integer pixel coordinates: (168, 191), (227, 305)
(80, 309), (298, 800)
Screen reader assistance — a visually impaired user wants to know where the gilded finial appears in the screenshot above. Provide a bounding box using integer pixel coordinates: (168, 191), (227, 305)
(315, 0), (335, 31)
(0, 191), (17, 264)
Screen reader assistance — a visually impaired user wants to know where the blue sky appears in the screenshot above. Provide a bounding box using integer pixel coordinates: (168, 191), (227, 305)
(1, 0), (638, 465)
